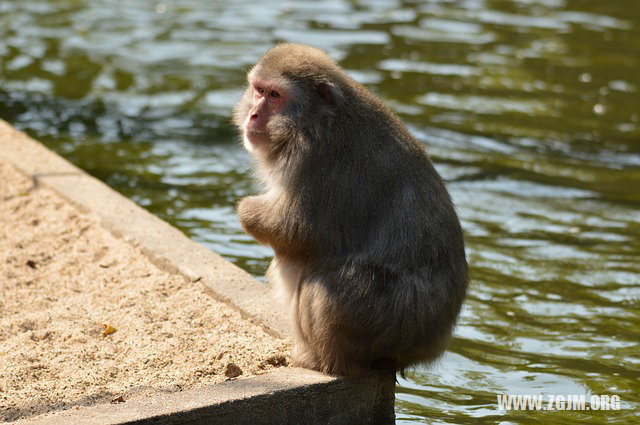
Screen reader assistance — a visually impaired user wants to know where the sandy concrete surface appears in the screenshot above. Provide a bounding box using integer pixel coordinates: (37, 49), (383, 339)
(0, 158), (290, 423)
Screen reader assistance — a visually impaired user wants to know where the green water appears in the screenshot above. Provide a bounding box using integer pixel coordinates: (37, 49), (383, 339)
(1, 1), (639, 423)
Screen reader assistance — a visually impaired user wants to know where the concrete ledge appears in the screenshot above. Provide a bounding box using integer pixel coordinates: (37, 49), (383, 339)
(20, 368), (394, 425)
(0, 120), (395, 424)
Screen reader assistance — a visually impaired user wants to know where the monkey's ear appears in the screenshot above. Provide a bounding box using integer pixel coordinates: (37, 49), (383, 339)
(315, 81), (344, 109)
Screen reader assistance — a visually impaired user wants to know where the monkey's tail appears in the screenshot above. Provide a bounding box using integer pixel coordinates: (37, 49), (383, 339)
(372, 357), (405, 382)
(397, 368), (407, 381)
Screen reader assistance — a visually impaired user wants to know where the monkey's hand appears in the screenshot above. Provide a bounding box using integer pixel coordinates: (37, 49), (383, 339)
(237, 195), (310, 259)
(238, 195), (283, 249)
(237, 195), (280, 246)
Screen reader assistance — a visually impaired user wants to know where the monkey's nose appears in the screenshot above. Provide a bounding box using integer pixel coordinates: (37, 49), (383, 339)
(250, 113), (259, 121)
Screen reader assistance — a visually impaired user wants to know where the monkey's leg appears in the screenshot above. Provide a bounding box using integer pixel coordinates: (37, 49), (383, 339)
(267, 256), (326, 372)
(267, 256), (302, 306)
(293, 278), (378, 377)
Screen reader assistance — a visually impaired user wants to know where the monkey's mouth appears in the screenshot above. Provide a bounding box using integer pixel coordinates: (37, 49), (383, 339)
(246, 130), (270, 144)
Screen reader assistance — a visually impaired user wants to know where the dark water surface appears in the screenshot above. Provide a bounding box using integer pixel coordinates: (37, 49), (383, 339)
(1, 0), (639, 423)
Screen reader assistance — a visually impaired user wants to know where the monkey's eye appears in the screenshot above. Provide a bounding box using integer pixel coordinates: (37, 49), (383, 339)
(269, 90), (280, 98)
(255, 86), (265, 94)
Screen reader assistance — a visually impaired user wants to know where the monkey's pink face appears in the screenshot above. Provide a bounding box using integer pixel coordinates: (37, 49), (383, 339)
(242, 77), (286, 152)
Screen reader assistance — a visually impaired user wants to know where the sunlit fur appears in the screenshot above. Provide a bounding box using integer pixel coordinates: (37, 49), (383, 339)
(234, 43), (468, 377)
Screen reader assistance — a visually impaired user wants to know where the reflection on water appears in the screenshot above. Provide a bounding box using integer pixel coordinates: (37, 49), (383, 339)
(1, 0), (639, 422)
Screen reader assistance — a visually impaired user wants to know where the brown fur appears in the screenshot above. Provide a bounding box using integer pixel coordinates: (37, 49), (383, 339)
(234, 44), (468, 377)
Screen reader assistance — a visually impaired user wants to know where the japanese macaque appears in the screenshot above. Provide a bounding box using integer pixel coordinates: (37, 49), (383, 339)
(233, 44), (468, 377)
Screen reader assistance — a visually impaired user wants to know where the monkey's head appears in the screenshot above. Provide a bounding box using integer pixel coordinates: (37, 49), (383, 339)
(233, 44), (348, 160)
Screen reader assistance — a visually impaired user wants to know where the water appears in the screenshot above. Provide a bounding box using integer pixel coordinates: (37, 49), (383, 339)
(1, 1), (639, 422)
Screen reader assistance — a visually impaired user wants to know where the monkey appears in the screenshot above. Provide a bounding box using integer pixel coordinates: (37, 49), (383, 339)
(233, 44), (468, 377)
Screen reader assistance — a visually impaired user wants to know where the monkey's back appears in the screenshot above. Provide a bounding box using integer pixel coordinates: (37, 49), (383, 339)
(294, 119), (468, 376)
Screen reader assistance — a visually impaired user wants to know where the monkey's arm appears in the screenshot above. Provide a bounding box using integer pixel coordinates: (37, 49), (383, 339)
(237, 195), (312, 258)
